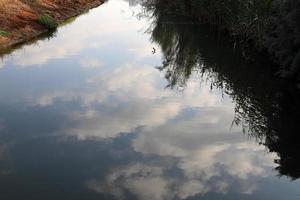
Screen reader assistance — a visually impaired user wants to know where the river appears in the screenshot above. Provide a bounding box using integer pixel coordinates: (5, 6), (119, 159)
(0, 0), (299, 199)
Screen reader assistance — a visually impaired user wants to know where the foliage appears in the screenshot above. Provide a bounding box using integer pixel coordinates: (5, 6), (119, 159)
(141, 1), (300, 180)
(0, 29), (9, 36)
(37, 14), (58, 29)
(142, 0), (300, 81)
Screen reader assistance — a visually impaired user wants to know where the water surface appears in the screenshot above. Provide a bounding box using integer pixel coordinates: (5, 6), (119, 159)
(0, 0), (299, 199)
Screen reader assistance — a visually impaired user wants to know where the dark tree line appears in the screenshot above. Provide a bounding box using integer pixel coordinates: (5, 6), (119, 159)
(141, 0), (300, 83)
(140, 0), (300, 179)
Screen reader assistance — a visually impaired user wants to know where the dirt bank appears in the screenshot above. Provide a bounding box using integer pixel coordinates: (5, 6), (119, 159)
(0, 0), (104, 51)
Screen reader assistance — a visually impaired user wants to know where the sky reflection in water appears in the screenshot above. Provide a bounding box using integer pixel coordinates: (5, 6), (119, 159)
(0, 0), (299, 199)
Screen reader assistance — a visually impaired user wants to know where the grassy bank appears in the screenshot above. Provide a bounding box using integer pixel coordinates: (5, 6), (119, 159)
(0, 0), (104, 51)
(142, 0), (300, 82)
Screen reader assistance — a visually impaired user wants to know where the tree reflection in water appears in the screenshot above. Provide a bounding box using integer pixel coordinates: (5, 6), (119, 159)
(140, 0), (300, 180)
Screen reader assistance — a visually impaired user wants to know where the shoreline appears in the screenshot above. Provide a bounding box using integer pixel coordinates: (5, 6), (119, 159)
(142, 0), (300, 82)
(0, 0), (104, 52)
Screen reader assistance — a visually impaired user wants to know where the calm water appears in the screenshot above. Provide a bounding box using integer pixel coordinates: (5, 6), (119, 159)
(0, 0), (300, 199)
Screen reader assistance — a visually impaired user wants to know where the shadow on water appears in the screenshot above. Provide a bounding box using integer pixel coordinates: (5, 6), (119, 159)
(141, 0), (300, 180)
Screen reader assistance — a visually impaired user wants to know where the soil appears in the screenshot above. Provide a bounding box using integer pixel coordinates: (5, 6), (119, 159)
(0, 0), (104, 51)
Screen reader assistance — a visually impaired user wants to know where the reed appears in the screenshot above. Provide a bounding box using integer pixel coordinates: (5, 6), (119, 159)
(142, 0), (300, 80)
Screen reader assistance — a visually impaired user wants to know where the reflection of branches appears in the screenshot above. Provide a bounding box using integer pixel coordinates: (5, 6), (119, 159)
(143, 0), (300, 79)
(141, 1), (300, 179)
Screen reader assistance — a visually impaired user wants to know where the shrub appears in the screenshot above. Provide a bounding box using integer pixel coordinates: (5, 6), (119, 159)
(37, 14), (58, 29)
(142, 0), (300, 78)
(0, 29), (9, 36)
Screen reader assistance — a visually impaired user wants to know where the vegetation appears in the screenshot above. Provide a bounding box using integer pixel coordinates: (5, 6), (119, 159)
(0, 0), (104, 50)
(141, 0), (300, 82)
(140, 1), (300, 179)
(0, 29), (9, 37)
(37, 14), (58, 30)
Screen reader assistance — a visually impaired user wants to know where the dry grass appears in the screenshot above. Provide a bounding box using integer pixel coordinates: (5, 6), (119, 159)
(0, 0), (103, 49)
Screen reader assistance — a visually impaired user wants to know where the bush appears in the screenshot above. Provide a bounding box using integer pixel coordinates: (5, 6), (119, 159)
(0, 29), (9, 36)
(142, 0), (300, 79)
(37, 14), (58, 29)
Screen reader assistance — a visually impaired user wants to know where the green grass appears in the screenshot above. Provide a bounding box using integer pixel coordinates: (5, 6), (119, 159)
(0, 29), (9, 37)
(37, 14), (58, 29)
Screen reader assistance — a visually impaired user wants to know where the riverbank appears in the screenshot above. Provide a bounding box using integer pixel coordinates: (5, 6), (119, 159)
(143, 0), (300, 83)
(0, 0), (104, 51)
